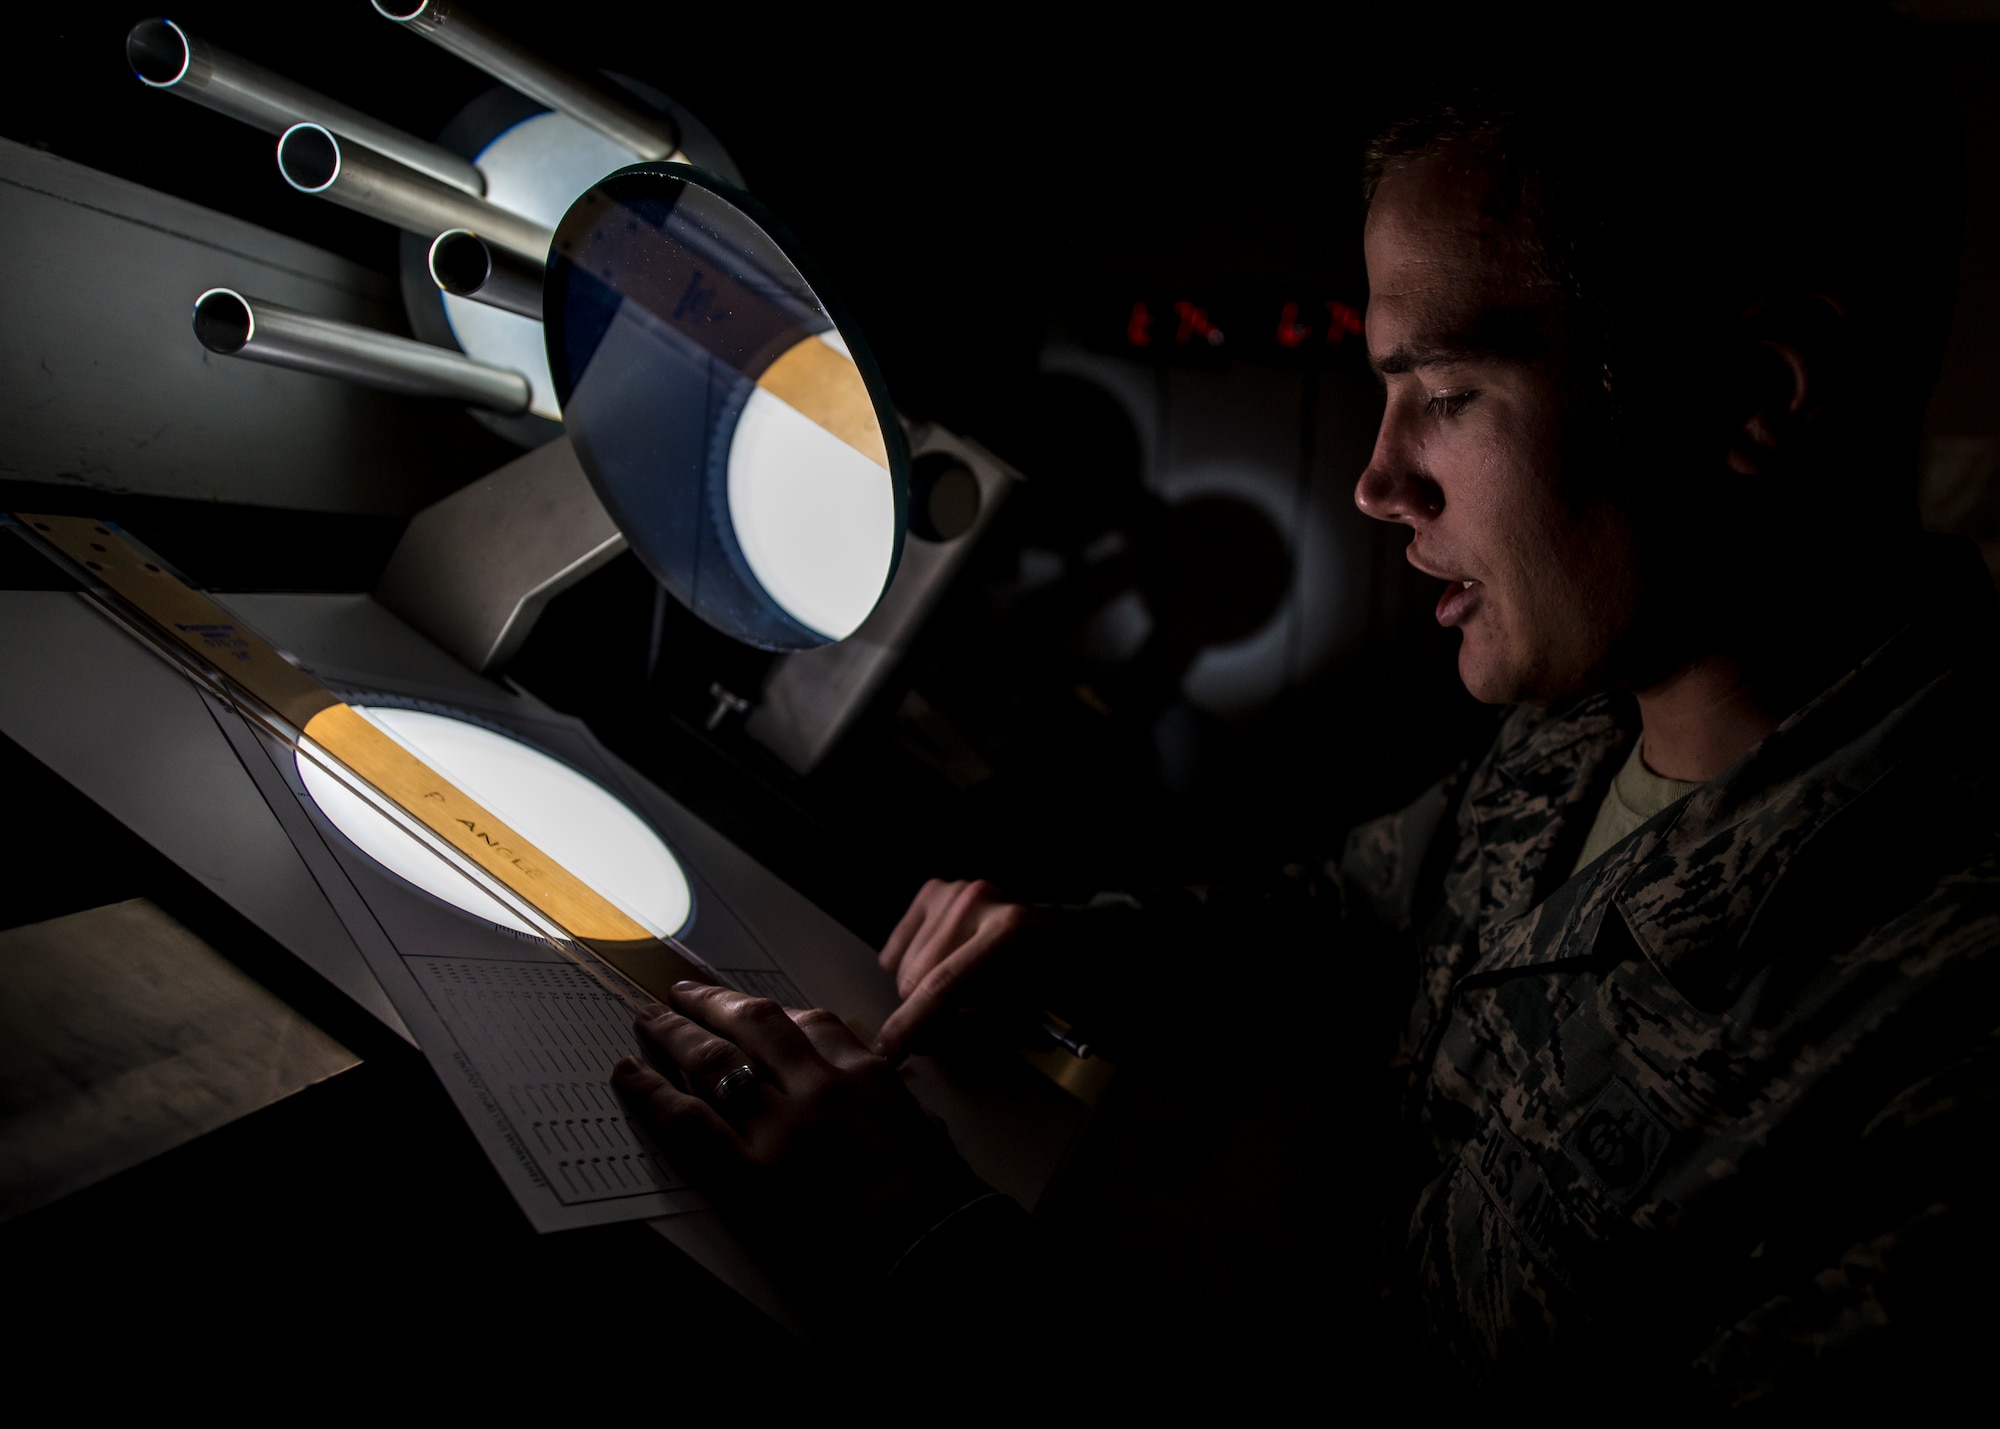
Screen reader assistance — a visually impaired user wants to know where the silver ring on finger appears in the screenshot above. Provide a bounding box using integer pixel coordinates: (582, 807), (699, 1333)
(711, 1063), (760, 1106)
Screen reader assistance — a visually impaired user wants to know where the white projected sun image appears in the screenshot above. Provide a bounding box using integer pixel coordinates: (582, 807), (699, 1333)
(297, 707), (692, 937)
(726, 332), (898, 641)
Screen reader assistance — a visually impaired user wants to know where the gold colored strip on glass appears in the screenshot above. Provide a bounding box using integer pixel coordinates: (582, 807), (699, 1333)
(18, 515), (1110, 1102)
(20, 514), (341, 731)
(16, 512), (702, 990)
(756, 337), (890, 468)
(297, 702), (652, 942)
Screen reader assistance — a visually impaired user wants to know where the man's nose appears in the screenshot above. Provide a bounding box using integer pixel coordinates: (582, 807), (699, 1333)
(1354, 433), (1442, 525)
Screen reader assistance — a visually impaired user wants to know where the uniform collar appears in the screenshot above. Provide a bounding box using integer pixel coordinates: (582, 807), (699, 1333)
(1463, 535), (1997, 1009)
(1466, 692), (1634, 951)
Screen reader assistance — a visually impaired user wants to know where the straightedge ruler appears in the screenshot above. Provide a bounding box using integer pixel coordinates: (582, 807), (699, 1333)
(12, 511), (717, 1010)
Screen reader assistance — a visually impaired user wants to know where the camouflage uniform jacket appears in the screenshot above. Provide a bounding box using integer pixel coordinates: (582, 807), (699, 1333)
(886, 544), (2000, 1408)
(1337, 543), (2000, 1405)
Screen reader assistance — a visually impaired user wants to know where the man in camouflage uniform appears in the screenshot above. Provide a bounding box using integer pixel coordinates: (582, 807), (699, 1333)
(611, 16), (1992, 1411)
(1335, 550), (2000, 1402)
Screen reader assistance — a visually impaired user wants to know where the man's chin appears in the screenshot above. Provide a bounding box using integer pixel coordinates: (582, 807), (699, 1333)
(1452, 633), (1507, 703)
(1457, 642), (1561, 708)
(1459, 639), (1612, 708)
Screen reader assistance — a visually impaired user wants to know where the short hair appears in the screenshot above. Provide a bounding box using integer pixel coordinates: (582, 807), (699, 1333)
(1361, 6), (1964, 483)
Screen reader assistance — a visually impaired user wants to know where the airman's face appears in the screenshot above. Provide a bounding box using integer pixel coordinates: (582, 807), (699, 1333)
(1356, 154), (1644, 706)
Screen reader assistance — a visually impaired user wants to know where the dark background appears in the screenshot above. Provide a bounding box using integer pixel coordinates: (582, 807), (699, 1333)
(1, 3), (1471, 939)
(9, 4), (1999, 941)
(3, 1), (1999, 1399)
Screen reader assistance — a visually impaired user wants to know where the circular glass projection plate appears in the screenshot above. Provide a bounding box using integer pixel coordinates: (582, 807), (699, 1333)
(298, 707), (692, 938)
(547, 165), (906, 650)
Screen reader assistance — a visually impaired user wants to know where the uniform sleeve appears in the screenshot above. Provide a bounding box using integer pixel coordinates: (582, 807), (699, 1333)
(1688, 1022), (2000, 1413)
(1030, 759), (1478, 1070)
(868, 766), (1487, 1398)
(873, 1189), (1157, 1405)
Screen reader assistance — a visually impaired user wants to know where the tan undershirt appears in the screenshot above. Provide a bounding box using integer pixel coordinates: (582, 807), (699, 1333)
(1570, 738), (1704, 876)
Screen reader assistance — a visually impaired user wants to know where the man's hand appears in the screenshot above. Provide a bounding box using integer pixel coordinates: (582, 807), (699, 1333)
(613, 982), (987, 1291)
(875, 878), (1041, 1061)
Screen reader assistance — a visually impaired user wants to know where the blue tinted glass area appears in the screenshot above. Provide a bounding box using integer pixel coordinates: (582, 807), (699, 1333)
(546, 165), (905, 651)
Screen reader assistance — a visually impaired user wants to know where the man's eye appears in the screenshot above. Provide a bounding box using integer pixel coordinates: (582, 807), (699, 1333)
(1423, 389), (1478, 419)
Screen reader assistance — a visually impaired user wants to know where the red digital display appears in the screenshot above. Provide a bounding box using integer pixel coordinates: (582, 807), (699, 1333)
(1120, 295), (1364, 359)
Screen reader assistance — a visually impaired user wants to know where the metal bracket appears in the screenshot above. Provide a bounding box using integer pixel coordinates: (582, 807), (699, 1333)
(745, 419), (1022, 773)
(373, 434), (625, 672)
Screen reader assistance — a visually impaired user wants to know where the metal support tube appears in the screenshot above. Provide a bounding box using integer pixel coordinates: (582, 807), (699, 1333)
(277, 124), (552, 265)
(192, 288), (531, 413)
(127, 18), (485, 196)
(428, 229), (543, 320)
(372, 1), (680, 160)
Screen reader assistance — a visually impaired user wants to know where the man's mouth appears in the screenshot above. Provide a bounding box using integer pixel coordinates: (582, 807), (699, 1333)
(1436, 578), (1480, 627)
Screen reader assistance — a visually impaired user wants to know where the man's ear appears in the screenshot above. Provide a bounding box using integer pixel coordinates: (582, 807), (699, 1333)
(1724, 295), (1848, 477)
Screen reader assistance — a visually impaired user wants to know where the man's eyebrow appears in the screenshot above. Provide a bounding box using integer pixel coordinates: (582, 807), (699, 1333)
(1370, 307), (1554, 379)
(1372, 342), (1485, 376)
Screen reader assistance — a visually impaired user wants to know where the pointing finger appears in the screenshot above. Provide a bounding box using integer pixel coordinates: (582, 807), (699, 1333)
(880, 878), (955, 973)
(897, 879), (988, 1000)
(875, 911), (1021, 1061)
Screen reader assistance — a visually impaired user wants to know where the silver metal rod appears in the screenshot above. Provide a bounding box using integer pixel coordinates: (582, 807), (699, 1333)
(428, 229), (543, 320)
(192, 288), (531, 413)
(277, 124), (552, 265)
(372, 1), (680, 160)
(127, 18), (485, 196)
